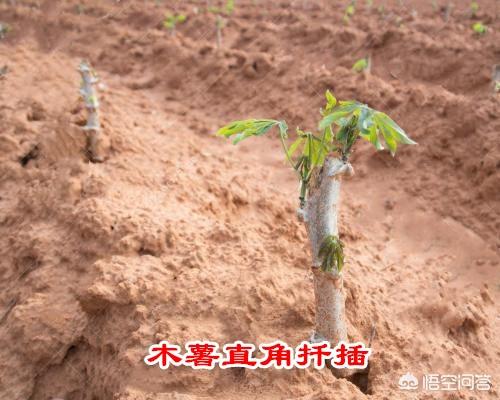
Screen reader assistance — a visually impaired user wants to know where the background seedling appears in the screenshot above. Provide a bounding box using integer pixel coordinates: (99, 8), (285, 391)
(343, 2), (355, 23)
(472, 22), (487, 35)
(352, 58), (370, 73)
(0, 65), (7, 79)
(208, 0), (235, 49)
(216, 90), (416, 376)
(163, 13), (187, 36)
(207, 0), (234, 14)
(470, 1), (479, 17)
(0, 22), (11, 39)
(75, 3), (85, 15)
(225, 0), (235, 14)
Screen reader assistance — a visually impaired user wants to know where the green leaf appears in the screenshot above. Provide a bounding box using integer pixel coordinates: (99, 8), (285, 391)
(216, 119), (280, 144)
(225, 0), (235, 14)
(319, 101), (363, 129)
(381, 113), (415, 144)
(360, 123), (383, 150)
(472, 22), (487, 35)
(325, 90), (337, 111)
(310, 136), (325, 166)
(287, 136), (305, 159)
(352, 58), (368, 72)
(383, 133), (398, 156)
(356, 106), (373, 131)
(373, 112), (416, 156)
(278, 120), (288, 139)
(323, 125), (333, 143)
(319, 111), (350, 130)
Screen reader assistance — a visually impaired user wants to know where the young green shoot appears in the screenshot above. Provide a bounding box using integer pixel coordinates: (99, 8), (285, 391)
(472, 22), (487, 35)
(208, 0), (234, 14)
(470, 1), (479, 17)
(319, 235), (344, 273)
(352, 58), (370, 73)
(225, 0), (235, 14)
(217, 90), (416, 228)
(343, 3), (355, 23)
(164, 13), (187, 36)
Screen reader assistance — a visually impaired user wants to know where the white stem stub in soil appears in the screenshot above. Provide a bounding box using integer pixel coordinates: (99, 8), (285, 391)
(78, 60), (102, 162)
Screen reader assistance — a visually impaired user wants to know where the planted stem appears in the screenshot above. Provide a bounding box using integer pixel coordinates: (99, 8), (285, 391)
(215, 94), (416, 379)
(78, 61), (103, 162)
(301, 157), (355, 377)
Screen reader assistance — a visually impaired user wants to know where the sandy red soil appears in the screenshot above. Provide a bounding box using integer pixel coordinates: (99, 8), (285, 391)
(0, 1), (499, 399)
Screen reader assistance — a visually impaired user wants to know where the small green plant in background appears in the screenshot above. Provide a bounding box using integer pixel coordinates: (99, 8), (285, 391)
(208, 0), (234, 14)
(75, 3), (85, 15)
(0, 22), (11, 40)
(208, 0), (235, 49)
(470, 1), (479, 17)
(472, 22), (487, 35)
(343, 2), (356, 23)
(352, 58), (369, 73)
(163, 13), (187, 36)
(0, 65), (8, 79)
(225, 0), (235, 14)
